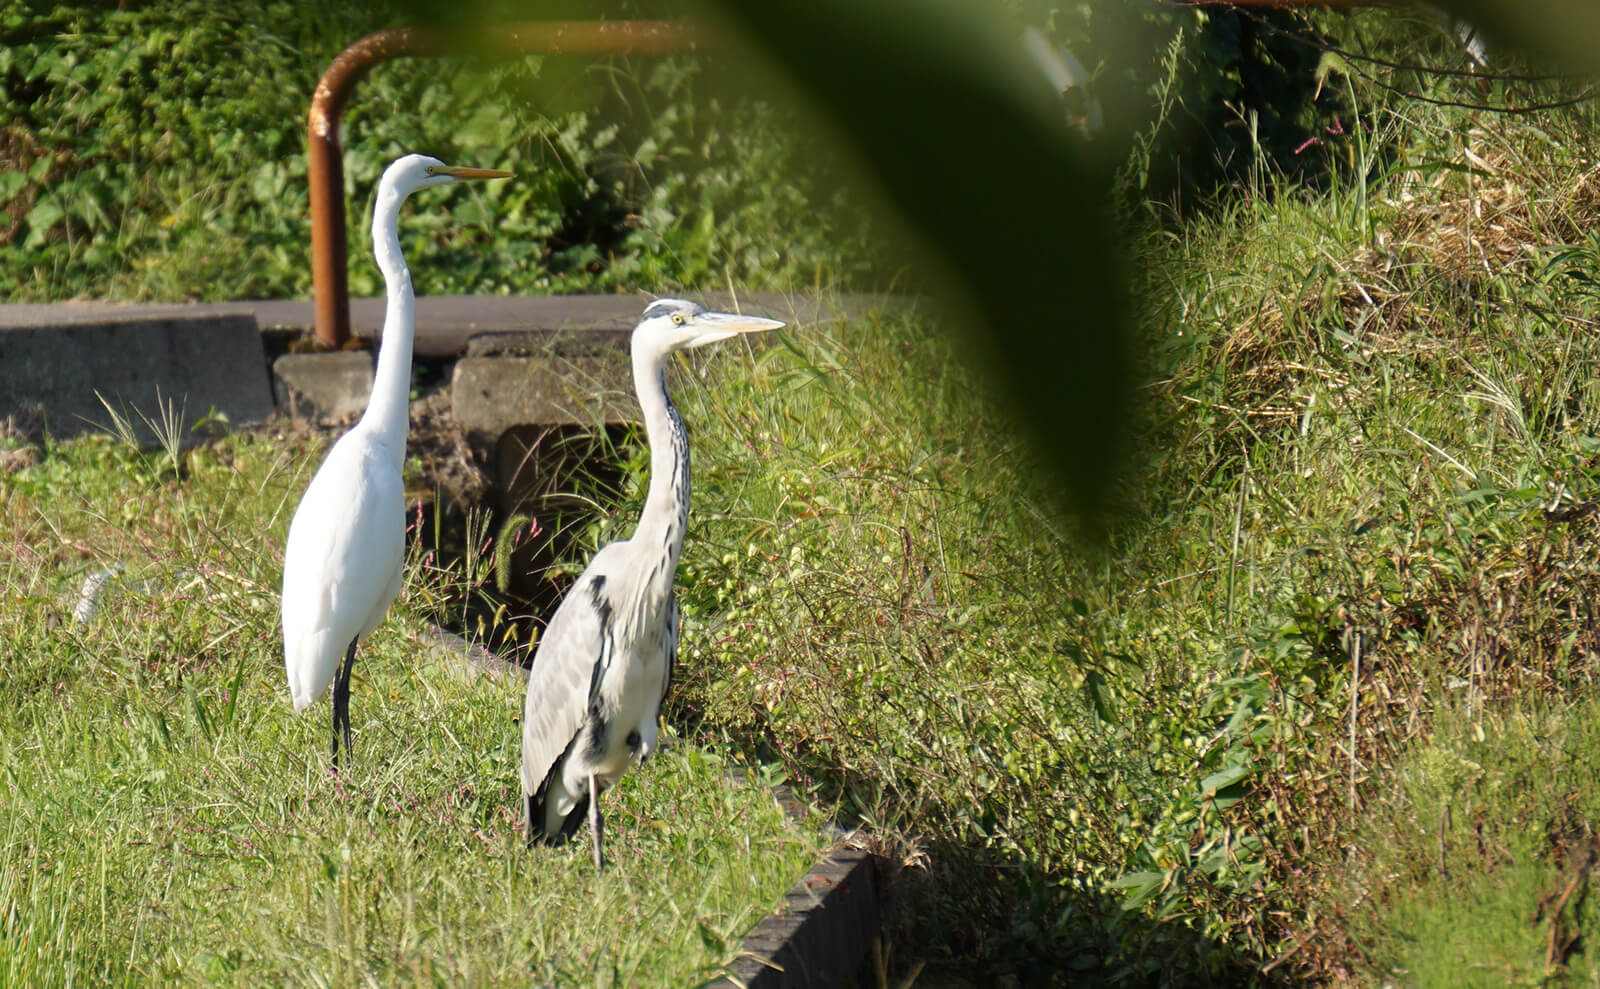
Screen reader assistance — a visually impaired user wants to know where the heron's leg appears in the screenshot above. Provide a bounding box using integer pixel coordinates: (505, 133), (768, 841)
(589, 775), (605, 872)
(524, 793), (537, 846)
(331, 639), (357, 767)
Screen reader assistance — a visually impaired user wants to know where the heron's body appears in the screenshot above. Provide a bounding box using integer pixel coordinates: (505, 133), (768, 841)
(521, 299), (783, 865)
(281, 154), (510, 764)
(520, 542), (678, 841)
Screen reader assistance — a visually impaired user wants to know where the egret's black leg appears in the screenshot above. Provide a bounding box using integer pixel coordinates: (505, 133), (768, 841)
(524, 793), (537, 846)
(330, 639), (357, 768)
(589, 774), (605, 872)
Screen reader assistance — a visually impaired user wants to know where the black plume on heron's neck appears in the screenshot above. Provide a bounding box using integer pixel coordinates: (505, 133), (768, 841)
(633, 349), (693, 573)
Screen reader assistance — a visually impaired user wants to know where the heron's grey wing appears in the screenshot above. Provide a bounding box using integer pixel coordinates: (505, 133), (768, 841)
(520, 547), (627, 800)
(663, 591), (679, 702)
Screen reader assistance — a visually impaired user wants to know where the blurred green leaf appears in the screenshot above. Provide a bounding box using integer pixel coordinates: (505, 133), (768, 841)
(1200, 763), (1251, 798)
(1107, 870), (1168, 911)
(23, 197), (63, 248)
(0, 169), (25, 201)
(698, 0), (1132, 524)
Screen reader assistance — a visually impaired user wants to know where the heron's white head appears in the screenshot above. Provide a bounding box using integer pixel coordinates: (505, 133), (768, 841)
(381, 153), (514, 200)
(633, 299), (785, 354)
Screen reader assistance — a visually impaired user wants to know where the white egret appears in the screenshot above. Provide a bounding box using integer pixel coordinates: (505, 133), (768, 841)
(282, 153), (511, 766)
(521, 298), (784, 869)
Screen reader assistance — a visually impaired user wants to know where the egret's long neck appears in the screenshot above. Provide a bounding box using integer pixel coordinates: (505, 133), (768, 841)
(631, 341), (691, 574)
(359, 182), (415, 452)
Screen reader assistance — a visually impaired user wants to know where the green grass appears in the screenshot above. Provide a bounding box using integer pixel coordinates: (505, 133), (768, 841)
(0, 433), (822, 985)
(1324, 699), (1600, 987)
(14, 5), (1600, 986)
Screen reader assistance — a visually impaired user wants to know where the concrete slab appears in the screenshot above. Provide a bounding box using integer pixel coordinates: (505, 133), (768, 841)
(272, 351), (374, 422)
(0, 292), (913, 357)
(451, 353), (637, 436)
(0, 300), (265, 329)
(402, 290), (908, 355)
(464, 327), (630, 358)
(0, 314), (273, 444)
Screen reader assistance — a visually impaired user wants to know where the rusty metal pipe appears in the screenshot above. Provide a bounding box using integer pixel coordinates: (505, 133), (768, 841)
(307, 21), (703, 348)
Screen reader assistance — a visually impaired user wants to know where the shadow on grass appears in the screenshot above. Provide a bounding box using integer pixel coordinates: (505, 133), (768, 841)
(876, 833), (1275, 988)
(680, 712), (1281, 989)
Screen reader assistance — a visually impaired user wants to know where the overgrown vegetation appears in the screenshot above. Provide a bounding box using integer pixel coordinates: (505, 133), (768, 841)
(9, 2), (1600, 986)
(666, 8), (1600, 985)
(0, 1), (868, 302)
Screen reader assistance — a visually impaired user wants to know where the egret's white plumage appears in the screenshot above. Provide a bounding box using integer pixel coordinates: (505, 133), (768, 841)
(521, 299), (784, 868)
(282, 153), (510, 764)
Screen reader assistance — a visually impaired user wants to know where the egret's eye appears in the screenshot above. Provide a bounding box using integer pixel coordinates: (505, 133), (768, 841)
(671, 313), (686, 326)
(424, 166), (439, 175)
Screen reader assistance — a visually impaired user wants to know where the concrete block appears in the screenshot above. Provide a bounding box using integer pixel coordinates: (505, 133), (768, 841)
(272, 351), (374, 422)
(717, 848), (881, 989)
(450, 354), (636, 436)
(465, 328), (630, 358)
(0, 314), (272, 444)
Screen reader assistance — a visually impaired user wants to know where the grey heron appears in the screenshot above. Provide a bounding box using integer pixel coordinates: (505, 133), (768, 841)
(520, 298), (784, 869)
(282, 154), (511, 767)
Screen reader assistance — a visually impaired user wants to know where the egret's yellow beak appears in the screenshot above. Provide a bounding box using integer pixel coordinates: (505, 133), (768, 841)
(434, 166), (514, 180)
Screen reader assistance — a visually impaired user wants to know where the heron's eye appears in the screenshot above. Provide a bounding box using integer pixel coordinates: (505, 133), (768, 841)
(671, 313), (685, 326)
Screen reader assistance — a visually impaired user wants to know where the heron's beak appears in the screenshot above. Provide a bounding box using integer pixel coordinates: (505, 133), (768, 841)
(685, 311), (786, 348)
(436, 166), (515, 180)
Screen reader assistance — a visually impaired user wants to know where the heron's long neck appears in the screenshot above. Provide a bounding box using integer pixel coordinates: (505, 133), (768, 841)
(632, 344), (691, 574)
(358, 185), (414, 452)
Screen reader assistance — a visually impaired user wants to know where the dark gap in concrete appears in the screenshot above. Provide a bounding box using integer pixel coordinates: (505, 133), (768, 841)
(257, 327), (304, 368)
(410, 355), (455, 395)
(405, 421), (635, 663)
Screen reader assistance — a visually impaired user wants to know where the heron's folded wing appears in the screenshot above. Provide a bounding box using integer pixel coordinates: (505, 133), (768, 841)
(520, 564), (617, 797)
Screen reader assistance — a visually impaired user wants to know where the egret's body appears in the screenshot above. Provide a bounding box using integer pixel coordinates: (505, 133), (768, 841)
(521, 299), (783, 867)
(282, 154), (510, 764)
